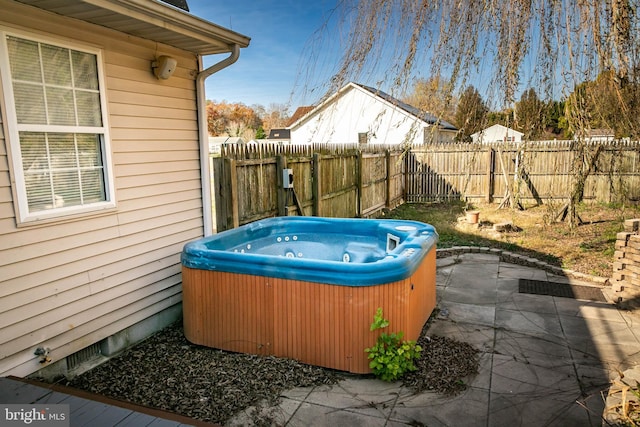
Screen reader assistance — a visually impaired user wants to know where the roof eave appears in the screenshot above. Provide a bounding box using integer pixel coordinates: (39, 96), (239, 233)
(13, 0), (251, 55)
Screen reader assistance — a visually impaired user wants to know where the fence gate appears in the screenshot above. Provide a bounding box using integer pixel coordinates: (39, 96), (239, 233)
(211, 144), (406, 231)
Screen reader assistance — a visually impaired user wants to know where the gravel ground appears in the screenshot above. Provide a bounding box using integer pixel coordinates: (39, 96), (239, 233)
(65, 321), (479, 425)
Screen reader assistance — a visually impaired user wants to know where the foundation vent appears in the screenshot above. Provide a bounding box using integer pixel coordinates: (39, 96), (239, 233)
(66, 342), (102, 371)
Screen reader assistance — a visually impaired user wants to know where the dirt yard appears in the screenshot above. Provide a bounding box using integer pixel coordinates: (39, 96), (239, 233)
(386, 200), (640, 278)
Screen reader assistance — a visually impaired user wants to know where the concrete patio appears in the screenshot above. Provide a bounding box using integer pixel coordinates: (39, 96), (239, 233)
(229, 252), (640, 426)
(2, 252), (639, 426)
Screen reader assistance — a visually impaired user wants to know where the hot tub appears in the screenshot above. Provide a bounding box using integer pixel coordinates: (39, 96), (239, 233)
(181, 216), (437, 373)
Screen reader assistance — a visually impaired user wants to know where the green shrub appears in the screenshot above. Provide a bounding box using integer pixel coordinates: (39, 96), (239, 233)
(364, 307), (422, 381)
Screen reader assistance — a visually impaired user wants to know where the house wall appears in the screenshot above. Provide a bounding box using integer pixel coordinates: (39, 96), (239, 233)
(0, 2), (204, 376)
(290, 87), (433, 145)
(424, 128), (458, 144)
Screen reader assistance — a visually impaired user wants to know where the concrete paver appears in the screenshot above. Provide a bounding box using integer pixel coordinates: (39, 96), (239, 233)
(390, 387), (491, 427)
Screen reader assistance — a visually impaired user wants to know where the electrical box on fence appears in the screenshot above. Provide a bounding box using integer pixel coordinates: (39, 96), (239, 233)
(283, 169), (294, 189)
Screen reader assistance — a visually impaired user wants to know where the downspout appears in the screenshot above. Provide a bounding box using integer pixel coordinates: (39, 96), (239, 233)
(196, 44), (240, 236)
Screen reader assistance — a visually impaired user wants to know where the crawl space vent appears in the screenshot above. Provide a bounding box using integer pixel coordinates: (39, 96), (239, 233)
(66, 342), (102, 370)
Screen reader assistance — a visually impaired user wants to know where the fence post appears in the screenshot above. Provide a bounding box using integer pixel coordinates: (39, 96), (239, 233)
(277, 155), (287, 216)
(403, 150), (410, 203)
(385, 149), (392, 208)
(211, 156), (224, 232)
(227, 158), (239, 228)
(356, 151), (363, 217)
(312, 153), (321, 216)
(487, 147), (495, 203)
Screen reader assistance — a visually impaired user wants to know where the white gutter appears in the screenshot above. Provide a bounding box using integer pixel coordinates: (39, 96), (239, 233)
(197, 44), (240, 236)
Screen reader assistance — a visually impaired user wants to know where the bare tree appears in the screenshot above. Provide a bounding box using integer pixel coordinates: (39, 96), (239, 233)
(262, 103), (291, 133)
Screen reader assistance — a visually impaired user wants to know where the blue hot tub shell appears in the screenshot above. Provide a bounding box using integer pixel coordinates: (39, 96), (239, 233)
(181, 216), (438, 286)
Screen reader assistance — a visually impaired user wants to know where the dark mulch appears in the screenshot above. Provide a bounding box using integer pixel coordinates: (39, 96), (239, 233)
(403, 334), (480, 396)
(65, 324), (338, 424)
(64, 321), (480, 424)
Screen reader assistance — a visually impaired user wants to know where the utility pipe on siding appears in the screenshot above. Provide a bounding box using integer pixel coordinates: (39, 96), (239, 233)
(196, 44), (240, 236)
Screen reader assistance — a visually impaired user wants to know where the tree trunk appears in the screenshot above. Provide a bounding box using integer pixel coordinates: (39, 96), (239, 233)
(566, 144), (603, 228)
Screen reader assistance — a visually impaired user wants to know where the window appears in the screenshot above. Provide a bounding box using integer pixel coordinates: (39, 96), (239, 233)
(358, 132), (368, 144)
(0, 31), (114, 223)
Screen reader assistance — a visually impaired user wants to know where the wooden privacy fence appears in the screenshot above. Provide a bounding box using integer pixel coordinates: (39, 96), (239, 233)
(212, 140), (640, 231)
(212, 144), (405, 231)
(407, 140), (640, 204)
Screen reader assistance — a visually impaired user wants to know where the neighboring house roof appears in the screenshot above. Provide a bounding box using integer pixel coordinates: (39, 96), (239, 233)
(576, 128), (615, 140)
(356, 84), (458, 131)
(247, 138), (290, 147)
(209, 136), (245, 145)
(286, 106), (315, 127)
(288, 82), (458, 131)
(268, 129), (290, 139)
(208, 137), (244, 155)
(472, 124), (524, 142)
(13, 0), (250, 55)
(589, 128), (614, 136)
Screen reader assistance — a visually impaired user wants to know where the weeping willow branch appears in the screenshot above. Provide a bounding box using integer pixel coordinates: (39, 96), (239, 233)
(300, 0), (637, 121)
(296, 0), (638, 224)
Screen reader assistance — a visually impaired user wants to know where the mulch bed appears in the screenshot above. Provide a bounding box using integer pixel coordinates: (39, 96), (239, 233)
(403, 334), (480, 395)
(64, 322), (479, 424)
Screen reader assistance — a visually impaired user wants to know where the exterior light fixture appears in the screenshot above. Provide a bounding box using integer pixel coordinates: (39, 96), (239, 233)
(152, 55), (177, 80)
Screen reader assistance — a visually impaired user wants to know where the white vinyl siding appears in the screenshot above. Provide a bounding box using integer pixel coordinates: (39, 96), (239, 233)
(0, 32), (114, 223)
(0, 1), (203, 377)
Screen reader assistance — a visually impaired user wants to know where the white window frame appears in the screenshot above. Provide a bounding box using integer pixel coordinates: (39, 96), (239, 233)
(0, 29), (115, 224)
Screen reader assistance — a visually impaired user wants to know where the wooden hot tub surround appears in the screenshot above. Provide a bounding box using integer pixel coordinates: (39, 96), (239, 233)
(181, 217), (437, 373)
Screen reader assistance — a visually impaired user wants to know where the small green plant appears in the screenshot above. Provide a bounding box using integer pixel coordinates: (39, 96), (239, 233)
(364, 307), (422, 381)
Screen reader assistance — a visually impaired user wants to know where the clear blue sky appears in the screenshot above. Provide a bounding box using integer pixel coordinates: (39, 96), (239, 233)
(188, 1), (337, 112)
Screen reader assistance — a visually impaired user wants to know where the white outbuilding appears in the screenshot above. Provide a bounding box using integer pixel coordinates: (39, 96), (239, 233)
(472, 124), (524, 144)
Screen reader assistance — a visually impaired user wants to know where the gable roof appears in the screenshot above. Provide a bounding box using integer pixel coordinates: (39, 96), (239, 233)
(286, 106), (315, 127)
(577, 128), (614, 138)
(288, 82), (457, 131)
(13, 0), (250, 55)
(471, 124), (524, 139)
(356, 84), (458, 130)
